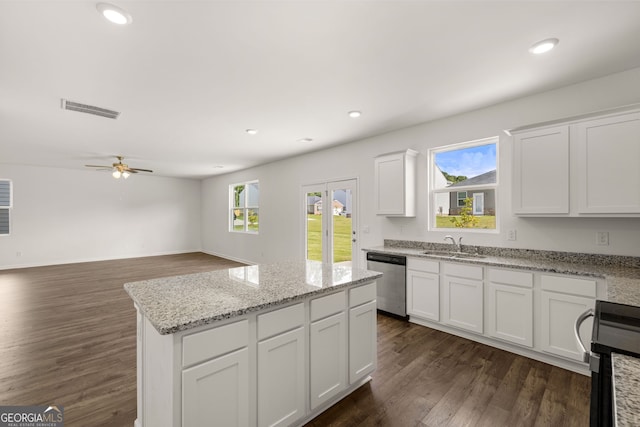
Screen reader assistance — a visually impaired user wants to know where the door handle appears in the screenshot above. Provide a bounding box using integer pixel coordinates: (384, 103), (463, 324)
(574, 308), (594, 363)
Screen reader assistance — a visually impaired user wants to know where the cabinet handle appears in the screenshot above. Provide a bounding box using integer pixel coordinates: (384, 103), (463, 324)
(574, 308), (594, 363)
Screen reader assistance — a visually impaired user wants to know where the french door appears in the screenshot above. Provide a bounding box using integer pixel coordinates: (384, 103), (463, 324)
(303, 179), (358, 268)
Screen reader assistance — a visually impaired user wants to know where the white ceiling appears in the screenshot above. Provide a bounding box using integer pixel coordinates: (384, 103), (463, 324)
(2, 1), (640, 179)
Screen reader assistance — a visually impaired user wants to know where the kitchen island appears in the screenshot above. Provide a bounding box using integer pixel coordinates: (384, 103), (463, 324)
(125, 260), (382, 427)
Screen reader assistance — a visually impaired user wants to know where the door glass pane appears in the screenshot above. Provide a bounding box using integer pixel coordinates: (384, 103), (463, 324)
(306, 191), (322, 262)
(332, 188), (352, 264)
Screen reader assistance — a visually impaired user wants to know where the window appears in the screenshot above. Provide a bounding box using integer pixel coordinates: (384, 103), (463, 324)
(0, 179), (12, 236)
(429, 137), (498, 231)
(230, 181), (259, 233)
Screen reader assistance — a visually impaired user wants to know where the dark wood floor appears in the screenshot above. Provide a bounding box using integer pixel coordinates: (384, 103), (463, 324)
(0, 253), (590, 427)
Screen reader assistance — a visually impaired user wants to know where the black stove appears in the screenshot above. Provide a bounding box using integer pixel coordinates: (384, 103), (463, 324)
(588, 300), (640, 426)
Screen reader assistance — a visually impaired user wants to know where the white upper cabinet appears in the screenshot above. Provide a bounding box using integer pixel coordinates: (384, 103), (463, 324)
(575, 111), (640, 214)
(374, 149), (418, 217)
(511, 106), (640, 217)
(512, 125), (569, 215)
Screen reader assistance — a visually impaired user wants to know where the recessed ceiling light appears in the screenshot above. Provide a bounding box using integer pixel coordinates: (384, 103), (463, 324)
(298, 138), (314, 143)
(348, 111), (362, 118)
(246, 129), (258, 135)
(96, 3), (132, 25)
(529, 38), (559, 55)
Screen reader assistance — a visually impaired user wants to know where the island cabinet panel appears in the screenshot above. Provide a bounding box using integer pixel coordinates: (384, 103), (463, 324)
(257, 327), (306, 427)
(310, 312), (347, 409)
(182, 319), (248, 367)
(182, 347), (249, 427)
(349, 299), (377, 384)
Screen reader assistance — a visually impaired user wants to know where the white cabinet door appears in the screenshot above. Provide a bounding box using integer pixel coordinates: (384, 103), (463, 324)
(349, 300), (377, 384)
(442, 275), (483, 333)
(513, 125), (569, 215)
(575, 111), (640, 214)
(258, 327), (306, 427)
(540, 291), (595, 361)
(374, 150), (417, 217)
(182, 347), (249, 427)
(487, 283), (533, 347)
(406, 269), (439, 321)
(310, 312), (347, 410)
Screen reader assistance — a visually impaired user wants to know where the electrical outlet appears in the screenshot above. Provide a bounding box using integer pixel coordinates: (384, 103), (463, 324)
(596, 231), (609, 246)
(507, 229), (517, 241)
(16, 251), (22, 257)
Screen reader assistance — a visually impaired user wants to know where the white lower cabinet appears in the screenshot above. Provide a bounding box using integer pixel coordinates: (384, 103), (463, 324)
(540, 274), (596, 361)
(257, 303), (306, 427)
(349, 290), (377, 384)
(441, 263), (483, 334)
(406, 257), (602, 373)
(182, 347), (249, 427)
(487, 268), (533, 348)
(258, 327), (306, 427)
(310, 312), (347, 409)
(406, 258), (440, 321)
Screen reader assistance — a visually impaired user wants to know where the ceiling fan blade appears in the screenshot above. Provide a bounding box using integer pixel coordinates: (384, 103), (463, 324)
(85, 164), (112, 169)
(129, 168), (153, 173)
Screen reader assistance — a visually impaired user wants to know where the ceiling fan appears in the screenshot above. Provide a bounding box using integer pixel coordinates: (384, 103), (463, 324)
(85, 156), (153, 179)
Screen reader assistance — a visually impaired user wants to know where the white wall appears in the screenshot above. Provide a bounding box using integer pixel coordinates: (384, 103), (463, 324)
(0, 164), (202, 269)
(202, 67), (640, 265)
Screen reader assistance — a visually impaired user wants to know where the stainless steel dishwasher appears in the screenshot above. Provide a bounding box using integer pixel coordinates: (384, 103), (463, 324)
(366, 252), (407, 318)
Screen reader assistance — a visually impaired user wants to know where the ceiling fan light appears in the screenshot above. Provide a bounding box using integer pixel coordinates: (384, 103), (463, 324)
(122, 171), (131, 179)
(112, 169), (122, 179)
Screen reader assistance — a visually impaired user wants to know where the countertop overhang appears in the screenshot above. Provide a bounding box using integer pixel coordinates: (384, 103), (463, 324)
(125, 260), (382, 335)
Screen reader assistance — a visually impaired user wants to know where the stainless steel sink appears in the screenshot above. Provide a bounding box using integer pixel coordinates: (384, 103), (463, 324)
(422, 250), (485, 259)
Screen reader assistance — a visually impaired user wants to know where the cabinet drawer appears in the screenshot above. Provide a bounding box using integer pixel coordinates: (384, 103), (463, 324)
(311, 291), (346, 322)
(488, 268), (533, 288)
(541, 275), (596, 298)
(258, 303), (305, 341)
(407, 258), (439, 273)
(183, 319), (249, 368)
(442, 262), (483, 280)
(349, 282), (377, 308)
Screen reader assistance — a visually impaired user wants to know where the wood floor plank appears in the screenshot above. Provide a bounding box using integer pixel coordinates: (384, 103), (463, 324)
(1, 254), (591, 427)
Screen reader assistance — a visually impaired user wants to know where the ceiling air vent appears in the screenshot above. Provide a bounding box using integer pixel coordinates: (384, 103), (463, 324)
(61, 99), (120, 119)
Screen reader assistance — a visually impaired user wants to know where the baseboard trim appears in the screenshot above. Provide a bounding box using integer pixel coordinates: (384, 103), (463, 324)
(201, 250), (255, 265)
(0, 249), (204, 271)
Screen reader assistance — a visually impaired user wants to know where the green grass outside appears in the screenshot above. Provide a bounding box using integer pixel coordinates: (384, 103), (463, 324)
(435, 215), (496, 229)
(306, 214), (352, 263)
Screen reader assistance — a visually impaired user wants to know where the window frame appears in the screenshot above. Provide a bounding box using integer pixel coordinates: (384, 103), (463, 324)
(428, 137), (499, 233)
(229, 180), (259, 234)
(0, 179), (12, 237)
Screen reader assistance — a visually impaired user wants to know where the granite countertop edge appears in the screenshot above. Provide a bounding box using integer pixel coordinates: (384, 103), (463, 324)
(125, 268), (383, 335)
(362, 245), (640, 306)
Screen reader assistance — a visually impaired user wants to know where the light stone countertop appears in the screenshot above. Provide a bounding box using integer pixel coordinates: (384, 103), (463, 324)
(613, 353), (640, 427)
(363, 243), (640, 306)
(125, 260), (382, 335)
(365, 240), (640, 425)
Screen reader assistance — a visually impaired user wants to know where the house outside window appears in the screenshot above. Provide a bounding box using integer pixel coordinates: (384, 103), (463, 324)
(429, 137), (498, 231)
(230, 181), (259, 233)
(0, 179), (12, 236)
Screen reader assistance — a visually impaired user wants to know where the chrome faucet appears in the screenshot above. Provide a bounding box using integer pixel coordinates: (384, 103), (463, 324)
(444, 235), (463, 252)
